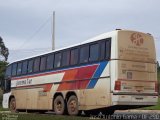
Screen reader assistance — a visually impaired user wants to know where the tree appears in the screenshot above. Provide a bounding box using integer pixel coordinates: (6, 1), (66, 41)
(0, 37), (9, 61)
(0, 37), (9, 88)
(0, 61), (8, 84)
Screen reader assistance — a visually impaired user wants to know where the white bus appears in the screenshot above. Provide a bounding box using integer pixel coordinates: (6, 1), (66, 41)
(2, 30), (158, 115)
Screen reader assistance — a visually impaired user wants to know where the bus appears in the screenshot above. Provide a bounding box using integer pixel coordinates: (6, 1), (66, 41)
(2, 30), (158, 115)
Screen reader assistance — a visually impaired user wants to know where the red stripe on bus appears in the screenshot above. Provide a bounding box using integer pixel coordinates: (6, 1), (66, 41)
(57, 65), (98, 91)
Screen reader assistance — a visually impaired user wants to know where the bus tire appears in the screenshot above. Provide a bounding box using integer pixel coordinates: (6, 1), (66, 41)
(9, 97), (17, 113)
(54, 95), (66, 115)
(67, 95), (79, 116)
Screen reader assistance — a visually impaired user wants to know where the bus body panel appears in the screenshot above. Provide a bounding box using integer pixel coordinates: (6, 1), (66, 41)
(117, 31), (156, 63)
(79, 63), (112, 110)
(9, 61), (112, 110)
(2, 92), (11, 108)
(112, 30), (158, 106)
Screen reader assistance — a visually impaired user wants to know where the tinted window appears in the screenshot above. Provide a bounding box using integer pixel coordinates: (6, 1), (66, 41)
(89, 43), (99, 62)
(17, 62), (22, 75)
(70, 48), (78, 65)
(100, 41), (105, 60)
(46, 54), (54, 70)
(22, 60), (28, 74)
(5, 65), (12, 77)
(40, 56), (47, 71)
(28, 59), (33, 73)
(106, 39), (111, 59)
(62, 50), (70, 67)
(12, 63), (17, 76)
(54, 53), (62, 68)
(33, 57), (40, 72)
(80, 45), (89, 63)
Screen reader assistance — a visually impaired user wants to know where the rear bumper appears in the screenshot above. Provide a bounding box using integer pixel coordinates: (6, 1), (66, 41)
(112, 94), (158, 106)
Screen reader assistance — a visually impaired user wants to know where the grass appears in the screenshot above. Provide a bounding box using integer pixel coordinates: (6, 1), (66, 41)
(141, 98), (160, 110)
(0, 113), (90, 120)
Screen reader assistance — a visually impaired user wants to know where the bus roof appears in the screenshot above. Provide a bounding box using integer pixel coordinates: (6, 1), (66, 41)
(9, 30), (151, 64)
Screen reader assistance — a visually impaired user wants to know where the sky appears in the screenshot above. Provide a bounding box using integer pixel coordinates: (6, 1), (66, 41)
(0, 0), (160, 63)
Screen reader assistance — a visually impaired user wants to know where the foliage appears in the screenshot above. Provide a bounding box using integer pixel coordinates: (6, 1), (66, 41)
(141, 98), (160, 110)
(0, 61), (8, 87)
(0, 113), (89, 120)
(0, 37), (9, 61)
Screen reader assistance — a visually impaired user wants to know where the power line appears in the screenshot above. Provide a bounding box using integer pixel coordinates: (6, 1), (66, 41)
(17, 16), (51, 50)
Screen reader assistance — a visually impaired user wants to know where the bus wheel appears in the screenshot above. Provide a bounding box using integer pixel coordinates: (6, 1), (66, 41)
(67, 95), (79, 116)
(9, 97), (17, 113)
(54, 95), (66, 115)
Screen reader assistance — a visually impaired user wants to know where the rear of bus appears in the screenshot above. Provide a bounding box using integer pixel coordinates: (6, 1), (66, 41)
(112, 30), (158, 107)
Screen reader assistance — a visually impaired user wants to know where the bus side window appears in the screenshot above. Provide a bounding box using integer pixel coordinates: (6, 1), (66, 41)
(22, 60), (28, 75)
(40, 56), (47, 71)
(80, 45), (89, 63)
(100, 41), (105, 60)
(33, 57), (40, 72)
(5, 65), (12, 78)
(12, 63), (17, 76)
(89, 43), (99, 62)
(54, 52), (62, 68)
(17, 62), (22, 75)
(46, 54), (54, 70)
(62, 50), (70, 67)
(28, 59), (34, 73)
(106, 39), (111, 59)
(70, 48), (78, 65)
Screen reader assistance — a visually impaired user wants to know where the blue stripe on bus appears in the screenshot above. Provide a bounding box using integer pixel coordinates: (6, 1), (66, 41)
(87, 61), (108, 89)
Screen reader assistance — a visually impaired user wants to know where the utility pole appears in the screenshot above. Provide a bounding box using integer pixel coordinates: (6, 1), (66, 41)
(52, 11), (55, 50)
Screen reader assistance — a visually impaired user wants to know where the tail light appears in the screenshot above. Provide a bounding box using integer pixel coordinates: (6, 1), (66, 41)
(114, 81), (121, 91)
(155, 82), (158, 93)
